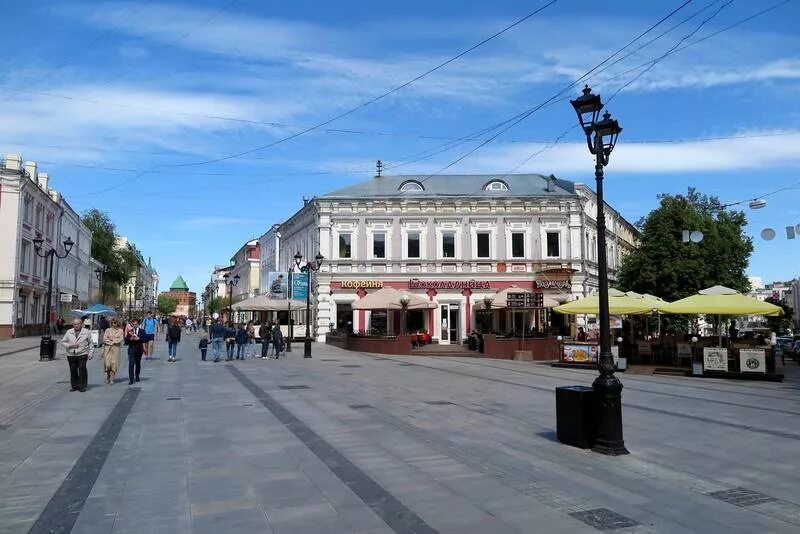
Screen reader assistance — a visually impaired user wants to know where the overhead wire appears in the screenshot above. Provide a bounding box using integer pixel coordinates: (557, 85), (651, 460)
(66, 1), (562, 198)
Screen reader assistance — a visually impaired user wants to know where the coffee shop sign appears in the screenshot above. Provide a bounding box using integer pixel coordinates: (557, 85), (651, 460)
(408, 279), (491, 290)
(533, 280), (572, 290)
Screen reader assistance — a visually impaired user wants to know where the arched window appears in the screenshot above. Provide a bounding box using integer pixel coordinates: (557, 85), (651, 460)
(399, 180), (424, 192)
(484, 180), (509, 191)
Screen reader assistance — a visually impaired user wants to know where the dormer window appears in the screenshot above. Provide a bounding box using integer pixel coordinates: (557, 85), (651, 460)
(484, 180), (509, 191)
(399, 180), (424, 192)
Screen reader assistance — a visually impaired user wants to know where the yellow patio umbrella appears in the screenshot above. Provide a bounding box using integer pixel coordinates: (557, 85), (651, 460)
(553, 288), (657, 315)
(660, 285), (783, 316)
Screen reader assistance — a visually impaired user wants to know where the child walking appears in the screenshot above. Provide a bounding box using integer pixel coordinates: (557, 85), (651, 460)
(199, 335), (209, 361)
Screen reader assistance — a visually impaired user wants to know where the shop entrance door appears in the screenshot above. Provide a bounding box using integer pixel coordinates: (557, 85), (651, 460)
(439, 304), (460, 344)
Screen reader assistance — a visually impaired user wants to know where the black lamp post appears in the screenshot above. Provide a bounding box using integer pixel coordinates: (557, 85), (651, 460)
(33, 232), (74, 336)
(570, 85), (628, 456)
(125, 283), (141, 321)
(399, 293), (410, 336)
(295, 251), (325, 358)
(94, 266), (109, 304)
(223, 272), (240, 324)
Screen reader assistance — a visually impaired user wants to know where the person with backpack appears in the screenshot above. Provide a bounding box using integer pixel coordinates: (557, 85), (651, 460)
(166, 317), (182, 362)
(235, 324), (249, 360)
(210, 319), (226, 362)
(246, 320), (256, 358)
(225, 322), (237, 361)
(272, 322), (284, 359)
(259, 321), (273, 359)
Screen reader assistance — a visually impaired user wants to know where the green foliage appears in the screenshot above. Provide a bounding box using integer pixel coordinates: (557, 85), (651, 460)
(205, 297), (221, 315)
(765, 297), (793, 334)
(82, 209), (141, 294)
(618, 188), (754, 333)
(156, 294), (178, 315)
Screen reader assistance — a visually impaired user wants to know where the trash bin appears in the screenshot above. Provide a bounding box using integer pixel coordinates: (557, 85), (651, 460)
(39, 336), (56, 361)
(555, 385), (595, 449)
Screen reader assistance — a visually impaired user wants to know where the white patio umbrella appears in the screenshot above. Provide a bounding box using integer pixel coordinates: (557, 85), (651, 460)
(351, 287), (435, 310)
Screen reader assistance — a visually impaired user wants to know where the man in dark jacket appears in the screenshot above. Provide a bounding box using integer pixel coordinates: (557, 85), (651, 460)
(125, 320), (146, 385)
(272, 322), (284, 360)
(259, 322), (273, 359)
(210, 319), (226, 362)
(235, 324), (248, 360)
(166, 319), (182, 362)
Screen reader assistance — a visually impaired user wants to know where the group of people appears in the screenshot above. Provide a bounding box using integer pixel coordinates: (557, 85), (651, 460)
(205, 319), (284, 362)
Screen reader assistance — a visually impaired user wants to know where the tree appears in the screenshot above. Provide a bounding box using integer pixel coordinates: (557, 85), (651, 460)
(82, 209), (141, 296)
(206, 297), (221, 315)
(156, 294), (178, 315)
(765, 297), (793, 334)
(618, 188), (753, 333)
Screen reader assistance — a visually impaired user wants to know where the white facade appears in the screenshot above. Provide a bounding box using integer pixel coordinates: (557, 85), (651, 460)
(0, 154), (96, 337)
(275, 174), (638, 343)
(55, 198), (93, 316)
(229, 240), (260, 303)
(257, 225), (281, 293)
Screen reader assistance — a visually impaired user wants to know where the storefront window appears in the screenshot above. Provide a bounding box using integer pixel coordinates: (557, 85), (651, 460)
(408, 233), (420, 258)
(476, 233), (490, 258)
(511, 232), (524, 258)
(373, 233), (385, 258)
(442, 232), (455, 258)
(546, 232), (560, 257)
(339, 234), (352, 258)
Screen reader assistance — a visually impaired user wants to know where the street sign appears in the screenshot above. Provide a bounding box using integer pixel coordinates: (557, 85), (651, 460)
(59, 293), (73, 303)
(506, 292), (544, 308)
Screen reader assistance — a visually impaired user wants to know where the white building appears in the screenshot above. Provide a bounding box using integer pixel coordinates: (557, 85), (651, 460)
(276, 174), (638, 343)
(257, 225), (281, 293)
(0, 154), (98, 338)
(229, 240), (260, 304)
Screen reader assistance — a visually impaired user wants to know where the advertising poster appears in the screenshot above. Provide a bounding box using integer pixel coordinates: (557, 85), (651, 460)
(267, 272), (288, 299)
(292, 272), (309, 302)
(563, 344), (598, 363)
(703, 347), (728, 372)
(739, 349), (766, 373)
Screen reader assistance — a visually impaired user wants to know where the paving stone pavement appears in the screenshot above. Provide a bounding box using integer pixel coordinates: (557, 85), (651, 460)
(0, 332), (799, 533)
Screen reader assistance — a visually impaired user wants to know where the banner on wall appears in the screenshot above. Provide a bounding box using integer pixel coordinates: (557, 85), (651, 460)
(703, 347), (728, 372)
(562, 344), (598, 363)
(292, 273), (309, 302)
(739, 349), (766, 373)
(267, 272), (288, 299)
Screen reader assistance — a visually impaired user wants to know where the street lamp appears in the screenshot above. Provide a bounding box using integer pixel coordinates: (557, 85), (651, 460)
(295, 251), (325, 358)
(399, 293), (410, 336)
(32, 232), (74, 337)
(223, 272), (240, 324)
(94, 266), (110, 304)
(483, 295), (494, 333)
(125, 283), (142, 320)
(570, 85), (628, 456)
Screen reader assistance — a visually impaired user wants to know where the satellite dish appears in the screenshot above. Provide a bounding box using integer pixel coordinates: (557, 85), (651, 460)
(761, 228), (776, 241)
(689, 231), (704, 243)
(749, 199), (767, 209)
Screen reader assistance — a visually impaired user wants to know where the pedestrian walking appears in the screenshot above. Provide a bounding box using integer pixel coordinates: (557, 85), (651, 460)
(56, 315), (65, 335)
(185, 317), (193, 332)
(61, 318), (94, 392)
(272, 322), (284, 359)
(199, 335), (209, 361)
(210, 319), (225, 362)
(259, 321), (272, 359)
(246, 320), (256, 358)
(166, 317), (182, 362)
(225, 322), (237, 361)
(142, 312), (158, 360)
(235, 324), (248, 360)
(125, 320), (146, 385)
(101, 318), (124, 385)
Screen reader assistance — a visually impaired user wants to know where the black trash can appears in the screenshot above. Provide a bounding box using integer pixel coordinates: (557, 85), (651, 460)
(39, 336), (56, 361)
(555, 385), (595, 449)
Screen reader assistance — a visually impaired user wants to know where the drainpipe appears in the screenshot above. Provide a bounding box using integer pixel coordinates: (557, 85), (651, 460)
(579, 196), (588, 297)
(11, 177), (24, 337)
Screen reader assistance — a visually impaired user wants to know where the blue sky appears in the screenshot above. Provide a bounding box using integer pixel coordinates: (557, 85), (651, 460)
(2, 0), (799, 296)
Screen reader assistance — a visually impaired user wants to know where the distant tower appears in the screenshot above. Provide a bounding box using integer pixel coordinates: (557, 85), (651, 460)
(375, 160), (383, 177)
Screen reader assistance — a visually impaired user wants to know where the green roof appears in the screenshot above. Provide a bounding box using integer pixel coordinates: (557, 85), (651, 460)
(170, 275), (189, 291)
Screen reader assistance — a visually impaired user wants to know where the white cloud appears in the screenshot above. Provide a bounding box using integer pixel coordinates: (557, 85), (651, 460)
(404, 131), (800, 175)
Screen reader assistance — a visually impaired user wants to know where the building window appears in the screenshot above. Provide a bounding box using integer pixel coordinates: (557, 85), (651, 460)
(407, 233), (421, 258)
(33, 253), (40, 277)
(338, 234), (352, 259)
(23, 196), (32, 223)
(476, 233), (490, 258)
(373, 233), (385, 258)
(35, 205), (43, 229)
(20, 241), (29, 273)
(19, 294), (27, 323)
(45, 215), (53, 238)
(511, 232), (525, 258)
(546, 232), (560, 257)
(484, 180), (509, 191)
(442, 232), (455, 258)
(399, 180), (424, 192)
